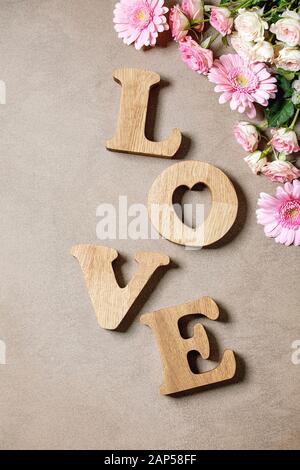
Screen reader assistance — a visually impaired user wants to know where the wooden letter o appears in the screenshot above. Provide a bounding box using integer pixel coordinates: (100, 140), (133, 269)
(148, 161), (238, 247)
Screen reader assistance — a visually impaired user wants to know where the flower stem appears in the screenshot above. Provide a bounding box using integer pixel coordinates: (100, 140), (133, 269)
(267, 33), (275, 44)
(190, 29), (200, 43)
(288, 0), (297, 9)
(289, 108), (300, 130)
(256, 120), (268, 131)
(209, 32), (220, 46)
(261, 145), (273, 159)
(191, 19), (210, 26)
(232, 0), (254, 14)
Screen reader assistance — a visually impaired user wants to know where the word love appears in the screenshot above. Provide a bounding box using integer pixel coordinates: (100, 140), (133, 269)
(72, 67), (239, 395)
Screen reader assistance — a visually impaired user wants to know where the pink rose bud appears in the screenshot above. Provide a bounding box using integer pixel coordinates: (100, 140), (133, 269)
(270, 11), (300, 47)
(244, 151), (267, 174)
(292, 90), (300, 105)
(261, 160), (300, 183)
(293, 79), (300, 92)
(169, 5), (190, 42)
(182, 0), (204, 32)
(210, 7), (233, 36)
(234, 122), (260, 152)
(179, 37), (213, 75)
(274, 46), (300, 72)
(271, 128), (300, 154)
(234, 10), (268, 43)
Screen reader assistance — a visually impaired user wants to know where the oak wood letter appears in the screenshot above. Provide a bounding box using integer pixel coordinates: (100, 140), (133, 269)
(71, 244), (170, 330)
(106, 68), (182, 158)
(148, 161), (238, 247)
(141, 297), (236, 395)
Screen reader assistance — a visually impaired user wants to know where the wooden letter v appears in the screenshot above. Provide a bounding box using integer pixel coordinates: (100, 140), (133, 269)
(71, 244), (170, 330)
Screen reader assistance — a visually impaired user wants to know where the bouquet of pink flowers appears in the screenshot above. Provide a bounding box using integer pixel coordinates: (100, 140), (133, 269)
(113, 0), (300, 246)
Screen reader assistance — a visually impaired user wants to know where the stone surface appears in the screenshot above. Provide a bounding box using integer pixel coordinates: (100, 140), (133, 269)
(0, 0), (299, 450)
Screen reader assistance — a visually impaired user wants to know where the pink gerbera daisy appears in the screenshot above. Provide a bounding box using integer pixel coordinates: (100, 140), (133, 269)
(257, 179), (300, 246)
(113, 0), (169, 50)
(208, 54), (277, 119)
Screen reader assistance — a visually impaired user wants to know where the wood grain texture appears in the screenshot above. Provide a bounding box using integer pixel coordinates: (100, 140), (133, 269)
(106, 68), (182, 158)
(141, 297), (236, 395)
(71, 245), (170, 330)
(148, 160), (238, 247)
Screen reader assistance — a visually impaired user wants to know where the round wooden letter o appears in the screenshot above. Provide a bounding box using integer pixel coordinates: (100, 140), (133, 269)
(148, 161), (238, 247)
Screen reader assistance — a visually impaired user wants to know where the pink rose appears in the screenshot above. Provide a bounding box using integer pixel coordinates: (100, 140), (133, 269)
(210, 7), (233, 37)
(234, 10), (268, 43)
(169, 5), (190, 42)
(261, 161), (300, 183)
(274, 46), (300, 72)
(234, 122), (260, 152)
(293, 79), (300, 92)
(231, 34), (274, 63)
(271, 128), (300, 154)
(182, 0), (204, 32)
(251, 40), (274, 63)
(270, 11), (300, 47)
(230, 33), (253, 61)
(244, 151), (267, 174)
(179, 37), (213, 75)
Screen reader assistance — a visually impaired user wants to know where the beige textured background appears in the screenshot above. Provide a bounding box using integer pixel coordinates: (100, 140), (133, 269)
(0, 0), (299, 450)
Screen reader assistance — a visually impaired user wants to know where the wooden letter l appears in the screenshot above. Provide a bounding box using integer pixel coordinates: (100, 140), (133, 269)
(106, 68), (182, 158)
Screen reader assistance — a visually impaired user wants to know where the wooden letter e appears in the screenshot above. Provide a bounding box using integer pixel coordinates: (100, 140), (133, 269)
(141, 297), (236, 395)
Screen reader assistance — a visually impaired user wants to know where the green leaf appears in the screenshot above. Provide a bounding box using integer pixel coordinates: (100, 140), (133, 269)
(279, 0), (289, 7)
(201, 36), (211, 49)
(222, 35), (229, 47)
(268, 12), (281, 23)
(278, 152), (287, 161)
(265, 100), (295, 128)
(277, 75), (293, 98)
(276, 68), (296, 81)
(296, 72), (300, 80)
